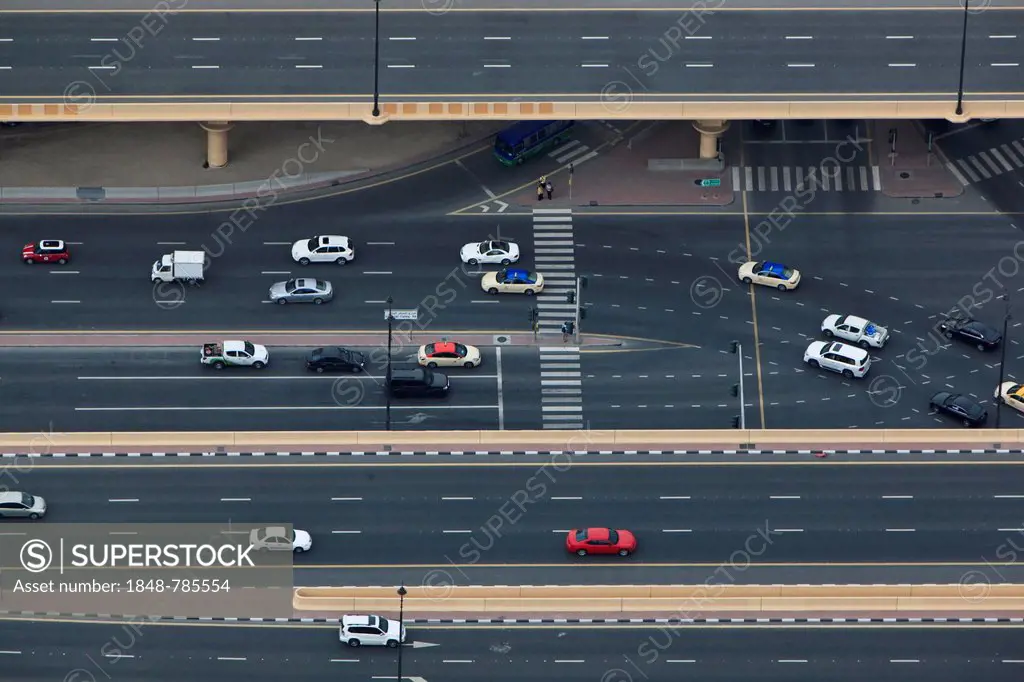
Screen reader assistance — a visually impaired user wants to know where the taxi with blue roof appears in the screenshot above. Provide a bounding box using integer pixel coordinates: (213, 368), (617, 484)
(737, 260), (801, 291)
(481, 268), (545, 296)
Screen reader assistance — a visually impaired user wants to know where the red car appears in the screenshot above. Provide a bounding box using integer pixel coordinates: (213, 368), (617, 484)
(23, 239), (70, 264)
(566, 528), (637, 557)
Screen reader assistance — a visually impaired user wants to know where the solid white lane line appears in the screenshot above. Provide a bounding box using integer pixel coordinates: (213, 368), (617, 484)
(104, 653), (134, 658)
(667, 659), (695, 663)
(363, 271), (393, 274)
(886, 35), (914, 39)
(551, 529), (570, 533)
(784, 35), (813, 39)
(484, 36), (511, 40)
(997, 528), (1024, 532)
(551, 496), (582, 500)
(52, 300), (80, 304)
(0, 650), (21, 654)
(218, 657), (246, 661)
(50, 271), (79, 274)
(295, 64), (322, 69)
(264, 241), (290, 245)
(108, 498), (139, 503)
(192, 37), (219, 41)
(992, 63), (1020, 67)
(261, 271), (290, 275)
(994, 495), (1024, 498)
(662, 529), (692, 533)
(331, 659), (360, 662)
(580, 36), (608, 39)
(90, 37), (118, 41)
(777, 660), (807, 663)
(88, 65), (114, 70)
(331, 530), (362, 534)
(990, 35), (1017, 38)
(888, 63), (916, 67)
(769, 495), (800, 499)
(220, 498), (251, 502)
(1003, 659), (1024, 662)
(331, 497), (362, 501)
(581, 63), (608, 68)
(787, 63), (815, 67)
(442, 530), (471, 534)
(295, 36), (322, 41)
(660, 496), (691, 500)
(685, 63), (713, 68)
(890, 660), (919, 663)
(386, 64), (415, 69)
(496, 345), (505, 431)
(389, 36), (416, 40)
(367, 242), (395, 245)
(886, 528), (916, 532)
(484, 64), (511, 68)
(192, 65), (219, 69)
(443, 660), (474, 663)
(773, 529), (803, 533)
(882, 495), (914, 499)
(555, 660), (584, 663)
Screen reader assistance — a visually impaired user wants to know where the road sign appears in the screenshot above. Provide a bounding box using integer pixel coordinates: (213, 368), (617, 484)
(698, 178), (721, 187)
(386, 309), (419, 320)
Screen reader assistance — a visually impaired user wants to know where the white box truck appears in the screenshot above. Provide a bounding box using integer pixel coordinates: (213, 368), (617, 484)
(152, 250), (205, 283)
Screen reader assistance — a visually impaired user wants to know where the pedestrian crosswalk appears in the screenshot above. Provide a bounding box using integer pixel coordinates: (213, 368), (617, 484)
(548, 138), (598, 165)
(731, 165), (882, 192)
(539, 345), (583, 430)
(532, 207), (583, 430)
(946, 138), (1024, 185)
(533, 207), (576, 333)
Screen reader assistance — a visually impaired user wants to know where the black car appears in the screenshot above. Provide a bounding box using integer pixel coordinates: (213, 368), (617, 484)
(938, 315), (1002, 351)
(306, 347), (366, 373)
(388, 367), (449, 398)
(929, 391), (988, 427)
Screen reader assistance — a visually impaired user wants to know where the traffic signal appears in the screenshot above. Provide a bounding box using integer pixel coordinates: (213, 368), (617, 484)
(730, 340), (739, 354)
(731, 416), (741, 429)
(566, 290), (576, 304)
(730, 384), (739, 397)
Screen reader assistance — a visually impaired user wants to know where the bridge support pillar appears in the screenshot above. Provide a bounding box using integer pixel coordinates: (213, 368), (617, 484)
(693, 119), (730, 159)
(200, 121), (234, 168)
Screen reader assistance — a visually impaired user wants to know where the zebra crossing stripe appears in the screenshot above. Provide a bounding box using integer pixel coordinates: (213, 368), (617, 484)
(969, 155), (992, 179)
(978, 150), (1002, 174)
(783, 166), (792, 191)
(957, 158), (981, 183)
(989, 148), (1014, 172)
(946, 161), (970, 186)
(871, 166), (882, 191)
(1013, 140), (1024, 159)
(1001, 143), (1022, 167)
(859, 166), (869, 191)
(769, 166), (779, 191)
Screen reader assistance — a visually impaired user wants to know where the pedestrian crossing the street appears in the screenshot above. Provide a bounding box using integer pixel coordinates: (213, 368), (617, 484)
(946, 138), (1024, 186)
(731, 165), (882, 192)
(539, 345), (583, 430)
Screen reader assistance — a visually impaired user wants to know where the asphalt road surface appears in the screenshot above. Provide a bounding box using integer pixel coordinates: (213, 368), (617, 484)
(0, 346), (543, 431)
(3, 621), (1024, 682)
(1, 11), (1022, 99)
(12, 464), (1024, 566)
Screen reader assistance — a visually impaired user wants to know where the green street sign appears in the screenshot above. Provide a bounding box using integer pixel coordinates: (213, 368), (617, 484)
(699, 178), (721, 187)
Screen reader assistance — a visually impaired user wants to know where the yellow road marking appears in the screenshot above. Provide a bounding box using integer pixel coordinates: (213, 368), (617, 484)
(27, 460), (1024, 469)
(448, 121), (648, 215)
(4, 5), (1024, 11)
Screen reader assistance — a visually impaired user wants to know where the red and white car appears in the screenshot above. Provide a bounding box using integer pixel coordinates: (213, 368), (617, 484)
(565, 528), (637, 557)
(23, 239), (70, 265)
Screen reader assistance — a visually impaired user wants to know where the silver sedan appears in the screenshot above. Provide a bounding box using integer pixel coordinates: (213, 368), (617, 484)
(268, 278), (334, 305)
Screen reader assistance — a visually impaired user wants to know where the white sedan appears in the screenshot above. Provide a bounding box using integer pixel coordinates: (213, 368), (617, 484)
(821, 314), (889, 349)
(292, 236), (354, 266)
(417, 341), (482, 368)
(249, 526), (312, 553)
(460, 239), (520, 266)
(737, 261), (801, 291)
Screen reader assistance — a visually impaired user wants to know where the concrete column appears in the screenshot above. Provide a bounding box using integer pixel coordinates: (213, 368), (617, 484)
(692, 119), (730, 160)
(200, 121), (234, 168)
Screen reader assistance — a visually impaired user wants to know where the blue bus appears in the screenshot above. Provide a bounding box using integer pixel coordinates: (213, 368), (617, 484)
(493, 120), (574, 166)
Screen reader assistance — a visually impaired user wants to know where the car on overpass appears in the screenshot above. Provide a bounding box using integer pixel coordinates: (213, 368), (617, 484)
(22, 239), (70, 265)
(340, 615), (405, 648)
(737, 261), (801, 291)
(291, 235), (354, 266)
(566, 528), (637, 557)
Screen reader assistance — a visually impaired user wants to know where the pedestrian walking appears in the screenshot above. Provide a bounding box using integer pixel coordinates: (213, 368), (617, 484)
(561, 320), (573, 342)
(537, 184), (544, 201)
(545, 180), (553, 200)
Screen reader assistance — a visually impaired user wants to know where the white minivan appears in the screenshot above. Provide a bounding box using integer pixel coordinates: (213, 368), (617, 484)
(804, 341), (871, 379)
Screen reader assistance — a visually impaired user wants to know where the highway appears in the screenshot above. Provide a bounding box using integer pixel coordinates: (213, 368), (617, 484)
(3, 621), (1024, 682)
(11, 464), (1024, 567)
(0, 10), (1022, 100)
(0, 347), (543, 431)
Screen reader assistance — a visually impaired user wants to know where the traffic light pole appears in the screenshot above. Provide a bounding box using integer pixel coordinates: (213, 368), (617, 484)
(573, 276), (581, 345)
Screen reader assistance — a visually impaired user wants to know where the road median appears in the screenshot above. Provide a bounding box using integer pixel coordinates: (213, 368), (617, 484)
(293, 585), (1024, 617)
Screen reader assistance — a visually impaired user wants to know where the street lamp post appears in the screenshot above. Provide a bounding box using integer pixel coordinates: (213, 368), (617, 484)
(372, 0), (382, 118)
(955, 0), (970, 116)
(996, 294), (1011, 428)
(396, 585), (407, 680)
(731, 340), (746, 430)
(386, 295), (393, 431)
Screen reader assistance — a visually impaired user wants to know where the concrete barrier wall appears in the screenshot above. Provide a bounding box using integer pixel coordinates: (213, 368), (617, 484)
(1, 100), (1023, 123)
(292, 585), (1024, 614)
(6, 429), (1024, 450)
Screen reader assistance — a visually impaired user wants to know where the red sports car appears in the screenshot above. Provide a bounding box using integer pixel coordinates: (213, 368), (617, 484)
(566, 528), (637, 557)
(23, 239), (70, 264)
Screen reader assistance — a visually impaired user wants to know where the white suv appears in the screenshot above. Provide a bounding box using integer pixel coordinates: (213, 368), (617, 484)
(340, 614), (406, 648)
(292, 236), (354, 265)
(804, 341), (871, 379)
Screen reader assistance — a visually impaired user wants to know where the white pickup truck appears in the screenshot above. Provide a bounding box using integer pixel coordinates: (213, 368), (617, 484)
(200, 341), (269, 369)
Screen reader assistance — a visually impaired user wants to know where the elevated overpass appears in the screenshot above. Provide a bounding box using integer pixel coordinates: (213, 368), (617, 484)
(2, 0), (1022, 163)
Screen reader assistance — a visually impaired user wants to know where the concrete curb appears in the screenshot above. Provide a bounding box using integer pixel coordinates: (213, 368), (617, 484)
(2, 448), (1018, 459)
(0, 612), (1020, 625)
